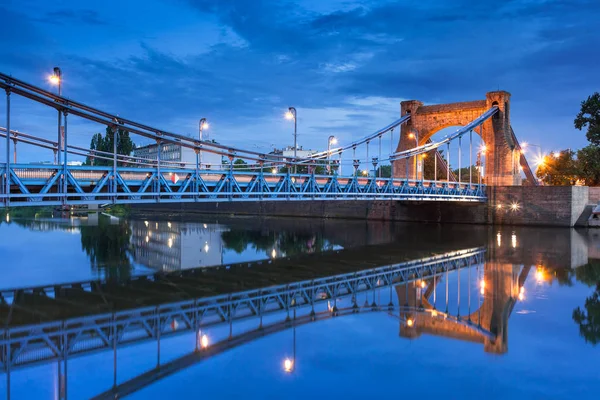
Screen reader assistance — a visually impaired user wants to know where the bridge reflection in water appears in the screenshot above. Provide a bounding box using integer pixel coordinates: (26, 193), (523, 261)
(0, 241), (538, 400)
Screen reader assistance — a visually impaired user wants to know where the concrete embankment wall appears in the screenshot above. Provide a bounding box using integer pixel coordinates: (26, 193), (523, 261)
(589, 187), (600, 204)
(486, 186), (590, 227)
(134, 186), (596, 227)
(137, 200), (487, 225)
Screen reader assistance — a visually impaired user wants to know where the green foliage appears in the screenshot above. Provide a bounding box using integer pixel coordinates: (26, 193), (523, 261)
(0, 206), (54, 221)
(423, 150), (455, 181)
(221, 229), (327, 256)
(573, 290), (600, 345)
(375, 165), (392, 178)
(103, 205), (131, 217)
(575, 92), (600, 146)
(233, 158), (250, 171)
(85, 127), (136, 166)
(279, 164), (326, 174)
(572, 262), (600, 345)
(79, 215), (133, 281)
(576, 145), (600, 186)
(452, 165), (482, 183)
(535, 149), (579, 186)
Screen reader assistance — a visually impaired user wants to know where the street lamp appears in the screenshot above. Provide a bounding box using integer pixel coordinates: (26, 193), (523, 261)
(327, 135), (337, 174)
(285, 107), (297, 174)
(49, 67), (62, 96)
(408, 131), (419, 180)
(49, 67), (63, 165)
(198, 118), (208, 169)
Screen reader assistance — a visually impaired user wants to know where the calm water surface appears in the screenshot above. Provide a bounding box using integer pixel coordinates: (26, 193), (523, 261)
(0, 212), (599, 399)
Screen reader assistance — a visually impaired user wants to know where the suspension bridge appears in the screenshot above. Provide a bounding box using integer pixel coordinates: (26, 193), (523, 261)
(0, 73), (537, 207)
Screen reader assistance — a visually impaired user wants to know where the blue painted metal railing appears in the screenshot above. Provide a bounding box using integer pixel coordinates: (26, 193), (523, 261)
(0, 164), (486, 207)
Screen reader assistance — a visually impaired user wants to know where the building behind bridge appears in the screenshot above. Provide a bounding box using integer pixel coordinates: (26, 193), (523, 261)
(132, 142), (224, 169)
(269, 145), (318, 159)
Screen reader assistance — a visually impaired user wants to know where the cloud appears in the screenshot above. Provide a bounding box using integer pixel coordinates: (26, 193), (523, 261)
(1, 0), (599, 162)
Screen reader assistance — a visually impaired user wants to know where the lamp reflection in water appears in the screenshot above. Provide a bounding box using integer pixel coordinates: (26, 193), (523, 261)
(284, 358), (294, 373)
(535, 267), (546, 283)
(196, 330), (209, 350)
(283, 307), (297, 373)
(518, 286), (525, 301)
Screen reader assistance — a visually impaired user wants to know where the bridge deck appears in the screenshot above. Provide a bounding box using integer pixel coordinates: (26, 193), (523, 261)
(0, 164), (486, 207)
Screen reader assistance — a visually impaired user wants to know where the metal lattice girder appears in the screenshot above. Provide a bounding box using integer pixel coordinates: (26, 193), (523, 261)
(0, 248), (484, 371)
(1, 164), (487, 206)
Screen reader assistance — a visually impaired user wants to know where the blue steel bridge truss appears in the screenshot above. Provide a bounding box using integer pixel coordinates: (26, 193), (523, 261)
(0, 247), (485, 372)
(0, 164), (486, 207)
(0, 72), (494, 207)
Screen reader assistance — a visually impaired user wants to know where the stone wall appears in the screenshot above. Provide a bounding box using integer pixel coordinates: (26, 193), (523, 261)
(486, 186), (589, 227)
(139, 200), (487, 225)
(589, 187), (600, 204)
(134, 186), (593, 228)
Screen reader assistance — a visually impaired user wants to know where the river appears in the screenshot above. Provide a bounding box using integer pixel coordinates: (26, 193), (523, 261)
(0, 211), (599, 399)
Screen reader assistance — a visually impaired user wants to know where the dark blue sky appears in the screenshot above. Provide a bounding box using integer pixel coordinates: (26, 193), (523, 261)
(1, 0), (599, 162)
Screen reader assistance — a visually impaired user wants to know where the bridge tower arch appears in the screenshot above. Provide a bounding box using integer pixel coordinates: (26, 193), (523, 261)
(393, 91), (520, 186)
(395, 262), (518, 354)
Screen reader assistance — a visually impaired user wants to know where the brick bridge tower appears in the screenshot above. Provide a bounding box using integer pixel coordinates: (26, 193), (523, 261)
(396, 261), (518, 354)
(393, 91), (520, 186)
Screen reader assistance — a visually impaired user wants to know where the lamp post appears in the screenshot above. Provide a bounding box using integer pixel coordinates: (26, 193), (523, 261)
(327, 135), (337, 174)
(49, 67), (62, 165)
(285, 107), (297, 174)
(408, 131), (419, 180)
(198, 118), (208, 169)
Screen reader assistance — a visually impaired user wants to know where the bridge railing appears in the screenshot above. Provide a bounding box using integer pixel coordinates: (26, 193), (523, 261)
(1, 163), (487, 206)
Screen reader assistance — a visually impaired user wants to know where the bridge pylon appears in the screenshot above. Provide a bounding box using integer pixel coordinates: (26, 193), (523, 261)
(393, 91), (521, 186)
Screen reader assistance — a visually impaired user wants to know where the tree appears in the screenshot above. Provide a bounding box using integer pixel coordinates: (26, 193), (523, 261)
(576, 145), (600, 186)
(375, 165), (392, 178)
(278, 164), (326, 174)
(535, 149), (578, 186)
(575, 92), (600, 146)
(452, 165), (482, 183)
(572, 261), (600, 345)
(80, 215), (132, 281)
(233, 158), (249, 171)
(85, 127), (136, 166)
(423, 150), (455, 181)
